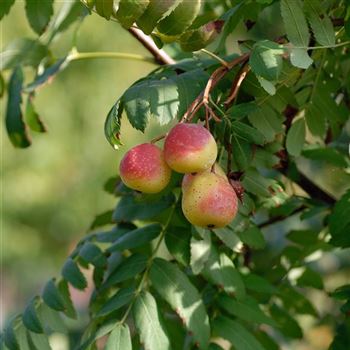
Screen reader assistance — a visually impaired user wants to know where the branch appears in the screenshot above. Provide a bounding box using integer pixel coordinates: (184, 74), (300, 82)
(128, 27), (176, 65)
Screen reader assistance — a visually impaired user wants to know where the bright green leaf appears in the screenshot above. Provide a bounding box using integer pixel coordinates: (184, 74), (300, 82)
(286, 118), (306, 156)
(95, 0), (113, 20)
(104, 324), (132, 350)
(25, 95), (46, 133)
(115, 0), (149, 28)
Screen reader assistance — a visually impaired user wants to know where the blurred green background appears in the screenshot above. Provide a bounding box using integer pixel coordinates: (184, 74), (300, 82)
(1, 3), (350, 350)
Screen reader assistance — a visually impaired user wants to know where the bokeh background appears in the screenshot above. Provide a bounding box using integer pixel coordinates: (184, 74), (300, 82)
(2, 2), (350, 350)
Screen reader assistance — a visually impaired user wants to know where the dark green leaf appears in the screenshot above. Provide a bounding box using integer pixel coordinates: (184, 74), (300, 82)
(165, 226), (191, 266)
(133, 291), (171, 350)
(242, 169), (273, 197)
(232, 121), (266, 145)
(95, 0), (113, 20)
(25, 0), (53, 35)
(61, 258), (87, 290)
(286, 118), (306, 156)
(329, 190), (350, 248)
(304, 0), (335, 46)
(231, 135), (251, 171)
(190, 233), (211, 275)
(5, 67), (31, 148)
(25, 57), (68, 93)
(113, 193), (175, 222)
(38, 303), (67, 334)
(287, 229), (319, 246)
(104, 324), (132, 350)
(101, 253), (147, 290)
(228, 102), (259, 120)
(270, 304), (302, 339)
(217, 295), (277, 327)
(115, 0), (149, 28)
(236, 225), (266, 249)
(26, 332), (51, 350)
(107, 223), (162, 252)
(150, 258), (210, 349)
(212, 227), (240, 251)
(97, 285), (135, 317)
(104, 99), (124, 148)
(3, 316), (20, 350)
(25, 95), (46, 133)
(305, 103), (327, 138)
(90, 210), (114, 229)
(157, 0), (201, 35)
(213, 316), (266, 350)
(203, 249), (246, 299)
(0, 0), (15, 19)
(250, 40), (284, 81)
(57, 280), (77, 319)
(79, 242), (107, 268)
(42, 279), (65, 311)
(302, 148), (349, 168)
(242, 273), (277, 294)
(0, 38), (48, 71)
(22, 297), (43, 334)
(136, 0), (178, 34)
(297, 267), (324, 290)
(330, 285), (350, 300)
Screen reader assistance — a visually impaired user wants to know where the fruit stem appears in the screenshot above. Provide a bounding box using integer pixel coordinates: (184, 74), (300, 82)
(200, 49), (230, 68)
(150, 133), (167, 143)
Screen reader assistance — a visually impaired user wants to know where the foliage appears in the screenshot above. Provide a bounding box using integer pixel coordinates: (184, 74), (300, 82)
(1, 0), (350, 349)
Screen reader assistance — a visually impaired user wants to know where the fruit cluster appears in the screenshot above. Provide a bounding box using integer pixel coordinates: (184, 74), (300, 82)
(119, 123), (238, 228)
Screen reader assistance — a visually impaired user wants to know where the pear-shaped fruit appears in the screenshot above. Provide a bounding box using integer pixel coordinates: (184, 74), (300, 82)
(182, 163), (227, 192)
(182, 172), (238, 228)
(164, 123), (217, 173)
(119, 143), (171, 193)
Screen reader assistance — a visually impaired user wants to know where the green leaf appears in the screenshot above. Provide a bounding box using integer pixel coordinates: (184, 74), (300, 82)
(25, 0), (53, 35)
(25, 95), (46, 133)
(136, 0), (179, 34)
(50, 1), (87, 36)
(57, 280), (77, 319)
(250, 40), (284, 81)
(101, 253), (147, 290)
(256, 76), (276, 95)
(157, 0), (201, 35)
(165, 226), (191, 266)
(290, 48), (313, 69)
(242, 273), (277, 294)
(90, 210), (114, 229)
(0, 38), (48, 71)
(190, 234), (211, 275)
(122, 78), (179, 132)
(38, 303), (67, 334)
(203, 249), (246, 299)
(42, 279), (65, 311)
(228, 102), (259, 120)
(232, 121), (266, 145)
(287, 229), (319, 246)
(113, 193), (175, 222)
(3, 317), (20, 350)
(25, 57), (68, 93)
(97, 285), (135, 317)
(27, 331), (51, 350)
(286, 118), (306, 156)
(270, 304), (302, 339)
(0, 0), (15, 19)
(5, 67), (31, 148)
(248, 105), (283, 142)
(302, 148), (349, 168)
(79, 242), (107, 268)
(115, 0), (149, 28)
(304, 0), (335, 46)
(104, 99), (124, 148)
(329, 190), (350, 248)
(213, 316), (266, 350)
(95, 0), (113, 20)
(242, 169), (273, 197)
(150, 258), (210, 349)
(133, 291), (171, 350)
(107, 223), (162, 252)
(217, 295), (277, 327)
(297, 267), (324, 290)
(22, 297), (43, 334)
(236, 225), (266, 249)
(212, 227), (240, 251)
(281, 0), (310, 46)
(61, 258), (87, 290)
(305, 103), (327, 137)
(104, 324), (132, 350)
(231, 135), (251, 171)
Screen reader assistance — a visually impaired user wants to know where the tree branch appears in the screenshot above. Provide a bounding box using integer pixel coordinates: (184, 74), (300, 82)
(128, 27), (176, 65)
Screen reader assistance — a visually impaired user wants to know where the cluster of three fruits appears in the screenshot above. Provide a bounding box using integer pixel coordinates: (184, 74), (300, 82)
(119, 123), (238, 228)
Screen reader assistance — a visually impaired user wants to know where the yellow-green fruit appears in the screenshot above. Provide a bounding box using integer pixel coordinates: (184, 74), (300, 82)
(181, 163), (227, 192)
(182, 172), (238, 228)
(119, 143), (171, 193)
(164, 123), (218, 173)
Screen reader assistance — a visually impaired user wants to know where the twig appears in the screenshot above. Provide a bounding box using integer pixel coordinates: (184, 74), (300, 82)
(258, 206), (307, 229)
(128, 27), (176, 65)
(224, 63), (250, 108)
(150, 134), (167, 143)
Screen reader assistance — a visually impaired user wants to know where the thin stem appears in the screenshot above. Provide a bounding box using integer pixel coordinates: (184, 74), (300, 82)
(150, 134), (167, 143)
(200, 49), (230, 68)
(118, 199), (179, 325)
(67, 51), (156, 64)
(289, 40), (350, 50)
